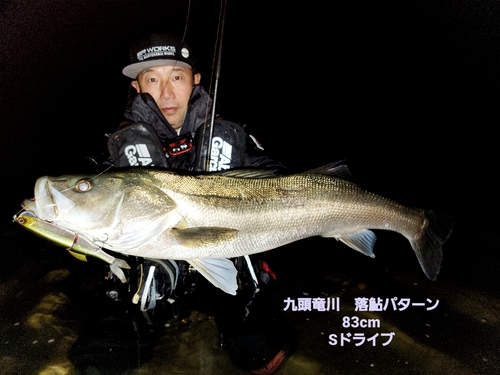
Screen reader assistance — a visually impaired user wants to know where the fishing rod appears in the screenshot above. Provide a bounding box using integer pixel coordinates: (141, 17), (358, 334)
(196, 0), (259, 290)
(195, 0), (228, 172)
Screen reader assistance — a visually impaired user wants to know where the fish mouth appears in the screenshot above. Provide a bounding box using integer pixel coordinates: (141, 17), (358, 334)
(27, 176), (75, 222)
(19, 181), (44, 217)
(21, 198), (36, 213)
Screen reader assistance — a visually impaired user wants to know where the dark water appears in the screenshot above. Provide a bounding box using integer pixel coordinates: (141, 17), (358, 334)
(1, 207), (498, 375)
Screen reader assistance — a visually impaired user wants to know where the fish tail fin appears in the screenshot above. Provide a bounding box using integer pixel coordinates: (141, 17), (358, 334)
(411, 209), (454, 280)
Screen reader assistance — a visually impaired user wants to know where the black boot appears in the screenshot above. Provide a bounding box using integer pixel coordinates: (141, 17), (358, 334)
(203, 255), (295, 374)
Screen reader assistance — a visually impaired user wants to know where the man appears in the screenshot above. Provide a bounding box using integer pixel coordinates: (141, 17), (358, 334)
(126, 48), (201, 134)
(70, 33), (292, 375)
(108, 33), (283, 173)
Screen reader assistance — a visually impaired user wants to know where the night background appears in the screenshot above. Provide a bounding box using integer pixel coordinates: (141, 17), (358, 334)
(0, 1), (499, 374)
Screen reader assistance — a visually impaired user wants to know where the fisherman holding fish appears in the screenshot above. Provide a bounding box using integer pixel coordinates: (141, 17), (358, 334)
(15, 31), (454, 375)
(70, 33), (293, 374)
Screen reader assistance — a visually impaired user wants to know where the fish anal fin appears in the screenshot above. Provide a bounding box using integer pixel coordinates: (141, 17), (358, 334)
(188, 258), (238, 295)
(171, 227), (238, 248)
(335, 230), (377, 258)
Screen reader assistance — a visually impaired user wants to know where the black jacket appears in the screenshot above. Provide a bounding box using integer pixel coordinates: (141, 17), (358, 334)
(119, 85), (285, 172)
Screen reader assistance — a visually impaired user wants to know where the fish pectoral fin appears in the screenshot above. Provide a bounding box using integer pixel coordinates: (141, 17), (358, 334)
(188, 258), (238, 295)
(336, 230), (377, 258)
(171, 227), (238, 247)
(68, 250), (88, 262)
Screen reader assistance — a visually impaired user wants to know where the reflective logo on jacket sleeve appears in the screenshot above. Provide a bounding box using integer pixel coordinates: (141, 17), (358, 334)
(125, 144), (154, 166)
(209, 137), (232, 171)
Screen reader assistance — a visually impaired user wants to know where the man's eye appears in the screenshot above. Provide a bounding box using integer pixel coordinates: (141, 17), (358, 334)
(173, 75), (181, 81)
(147, 77), (157, 83)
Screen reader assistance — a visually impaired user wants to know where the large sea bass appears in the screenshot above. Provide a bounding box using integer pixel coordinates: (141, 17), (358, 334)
(18, 162), (453, 294)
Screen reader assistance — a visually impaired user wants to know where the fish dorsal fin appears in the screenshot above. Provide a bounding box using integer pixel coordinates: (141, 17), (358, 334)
(217, 169), (279, 179)
(171, 227), (238, 247)
(305, 160), (352, 180)
(336, 230), (377, 258)
(188, 258), (238, 295)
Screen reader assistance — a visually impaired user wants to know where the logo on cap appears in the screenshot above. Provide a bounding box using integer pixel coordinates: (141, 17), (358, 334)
(137, 45), (176, 62)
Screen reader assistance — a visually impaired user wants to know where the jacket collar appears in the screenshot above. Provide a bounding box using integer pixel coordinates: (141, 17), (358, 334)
(123, 85), (213, 142)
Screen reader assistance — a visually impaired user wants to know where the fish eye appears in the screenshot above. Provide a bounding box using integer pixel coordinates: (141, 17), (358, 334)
(75, 179), (93, 192)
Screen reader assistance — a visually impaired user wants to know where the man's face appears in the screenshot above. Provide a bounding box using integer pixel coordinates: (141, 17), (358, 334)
(132, 65), (201, 131)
